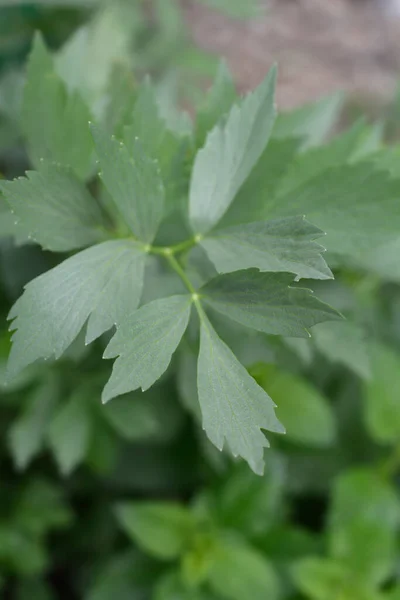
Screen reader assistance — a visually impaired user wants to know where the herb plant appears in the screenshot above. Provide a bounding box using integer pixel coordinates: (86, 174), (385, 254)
(1, 5), (400, 599)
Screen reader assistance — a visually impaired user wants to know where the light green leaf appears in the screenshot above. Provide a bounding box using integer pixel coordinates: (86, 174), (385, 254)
(201, 270), (341, 338)
(313, 321), (371, 380)
(265, 162), (400, 263)
(260, 366), (336, 447)
(197, 315), (284, 474)
(201, 216), (332, 280)
(8, 377), (58, 469)
(48, 390), (92, 475)
(103, 295), (192, 402)
(0, 163), (104, 252)
(364, 343), (400, 443)
(22, 33), (93, 179)
(155, 572), (216, 600)
(7, 240), (145, 377)
(291, 557), (373, 600)
(189, 67), (277, 234)
(104, 63), (137, 138)
(115, 502), (194, 560)
(208, 538), (280, 600)
(328, 469), (400, 586)
(196, 61), (236, 147)
(273, 92), (344, 149)
(91, 124), (165, 243)
(55, 2), (135, 115)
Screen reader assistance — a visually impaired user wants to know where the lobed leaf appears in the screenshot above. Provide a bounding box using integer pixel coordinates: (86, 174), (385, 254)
(201, 270), (341, 338)
(0, 162), (104, 252)
(201, 216), (332, 280)
(7, 240), (145, 377)
(189, 67), (277, 234)
(197, 314), (284, 474)
(102, 295), (192, 402)
(91, 124), (165, 243)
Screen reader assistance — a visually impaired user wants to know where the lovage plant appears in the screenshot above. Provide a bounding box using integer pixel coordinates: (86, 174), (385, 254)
(2, 32), (400, 480)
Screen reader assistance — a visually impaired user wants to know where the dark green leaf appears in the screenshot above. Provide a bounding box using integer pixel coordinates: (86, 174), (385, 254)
(201, 270), (341, 338)
(115, 502), (194, 560)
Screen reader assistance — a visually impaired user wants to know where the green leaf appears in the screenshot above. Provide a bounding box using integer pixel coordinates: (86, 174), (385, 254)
(220, 137), (302, 227)
(260, 366), (336, 447)
(208, 538), (280, 600)
(104, 63), (137, 138)
(189, 67), (277, 234)
(364, 343), (400, 444)
(48, 389), (92, 475)
(201, 270), (341, 338)
(265, 162), (400, 265)
(55, 2), (135, 115)
(312, 321), (371, 380)
(155, 572), (216, 600)
(22, 33), (93, 179)
(91, 124), (165, 243)
(291, 557), (375, 600)
(7, 240), (145, 377)
(196, 61), (236, 148)
(8, 376), (58, 469)
(115, 502), (194, 560)
(16, 579), (55, 600)
(276, 120), (372, 197)
(0, 163), (104, 252)
(104, 386), (182, 443)
(102, 295), (192, 402)
(273, 92), (344, 149)
(201, 216), (332, 280)
(197, 315), (284, 474)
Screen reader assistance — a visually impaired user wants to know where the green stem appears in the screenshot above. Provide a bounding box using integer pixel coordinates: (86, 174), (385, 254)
(150, 236), (201, 256)
(164, 251), (197, 296)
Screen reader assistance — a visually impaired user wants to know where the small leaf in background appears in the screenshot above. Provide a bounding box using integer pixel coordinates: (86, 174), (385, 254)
(201, 216), (332, 280)
(189, 67), (276, 234)
(364, 343), (400, 443)
(102, 295), (192, 402)
(13, 479), (72, 537)
(154, 571), (216, 600)
(48, 389), (92, 475)
(8, 376), (58, 470)
(55, 2), (136, 116)
(22, 33), (93, 180)
(208, 537), (280, 600)
(104, 63), (137, 138)
(115, 502), (194, 560)
(0, 163), (105, 252)
(104, 385), (183, 444)
(259, 366), (336, 447)
(201, 270), (341, 338)
(91, 124), (165, 243)
(197, 315), (284, 474)
(312, 321), (371, 380)
(15, 578), (55, 600)
(291, 557), (373, 600)
(7, 240), (145, 377)
(328, 469), (400, 586)
(196, 61), (236, 148)
(273, 92), (344, 149)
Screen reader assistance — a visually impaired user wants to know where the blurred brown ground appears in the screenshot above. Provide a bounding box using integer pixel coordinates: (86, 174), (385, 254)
(184, 0), (400, 108)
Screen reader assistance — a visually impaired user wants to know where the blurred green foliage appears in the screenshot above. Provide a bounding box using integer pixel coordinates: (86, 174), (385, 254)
(1, 1), (400, 599)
